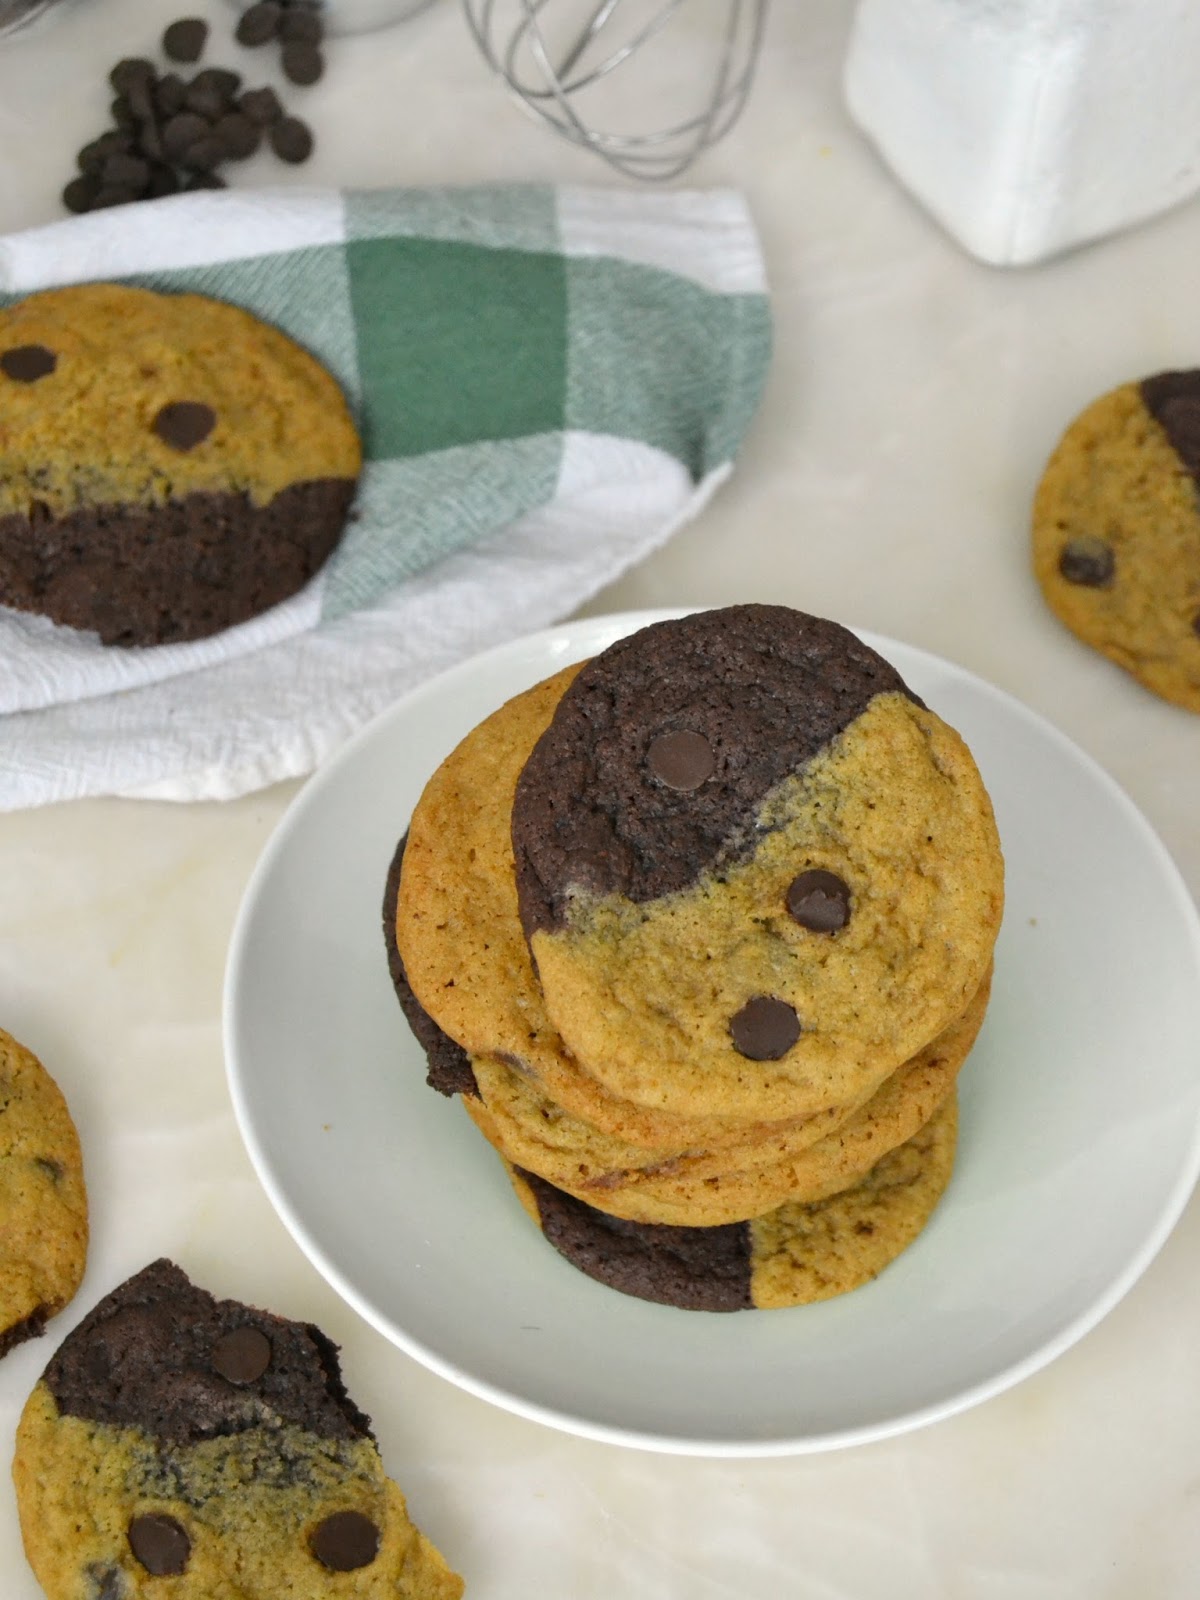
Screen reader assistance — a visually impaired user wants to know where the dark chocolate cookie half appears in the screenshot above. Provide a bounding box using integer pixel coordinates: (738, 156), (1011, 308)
(14, 1260), (464, 1599)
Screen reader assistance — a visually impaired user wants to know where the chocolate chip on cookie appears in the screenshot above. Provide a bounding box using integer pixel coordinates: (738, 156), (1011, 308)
(729, 996), (801, 1061)
(211, 1324), (273, 1383)
(646, 729), (716, 790)
(1058, 535), (1114, 587)
(153, 399), (217, 449)
(786, 869), (851, 932)
(310, 1510), (381, 1571)
(1, 344), (57, 382)
(129, 1513), (191, 1576)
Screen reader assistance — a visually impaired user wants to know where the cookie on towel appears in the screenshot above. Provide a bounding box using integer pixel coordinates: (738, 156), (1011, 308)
(512, 606), (1004, 1123)
(1032, 370), (1200, 711)
(505, 1094), (959, 1311)
(0, 1027), (87, 1357)
(13, 1259), (463, 1600)
(0, 283), (361, 646)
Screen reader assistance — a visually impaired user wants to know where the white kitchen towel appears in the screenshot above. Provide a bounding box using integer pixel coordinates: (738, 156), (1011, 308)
(0, 183), (770, 809)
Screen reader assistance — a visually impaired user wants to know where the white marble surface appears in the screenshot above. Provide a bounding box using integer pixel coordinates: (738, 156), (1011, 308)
(1, 0), (1199, 1595)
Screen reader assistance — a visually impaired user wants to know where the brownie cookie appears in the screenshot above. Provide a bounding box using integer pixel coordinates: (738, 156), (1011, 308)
(512, 607), (1004, 1122)
(394, 664), (854, 1152)
(505, 1093), (959, 1312)
(0, 1028), (88, 1357)
(464, 965), (988, 1228)
(0, 283), (361, 645)
(13, 1260), (463, 1599)
(1032, 371), (1200, 711)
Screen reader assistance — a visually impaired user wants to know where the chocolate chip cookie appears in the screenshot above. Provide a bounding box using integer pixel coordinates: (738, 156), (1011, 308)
(1032, 370), (1200, 711)
(505, 1093), (959, 1311)
(393, 664), (854, 1152)
(0, 1027), (87, 1357)
(512, 607), (1004, 1122)
(13, 1260), (463, 1599)
(0, 283), (360, 645)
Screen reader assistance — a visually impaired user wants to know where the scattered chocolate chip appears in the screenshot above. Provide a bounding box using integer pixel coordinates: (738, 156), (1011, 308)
(63, 0), (341, 218)
(126, 75), (158, 124)
(194, 67), (243, 100)
(182, 134), (226, 172)
(215, 111), (261, 160)
(270, 115), (314, 163)
(239, 85), (284, 125)
(212, 1325), (272, 1383)
(62, 175), (99, 213)
(729, 996), (801, 1061)
(1, 345), (57, 383)
(102, 152), (151, 190)
(786, 869), (851, 933)
(78, 132), (133, 172)
(281, 41), (324, 86)
(646, 729), (715, 791)
(236, 1), (284, 45)
(163, 18), (209, 63)
(309, 1511), (381, 1572)
(163, 111), (212, 162)
(138, 116), (167, 163)
(280, 5), (323, 44)
(128, 1514), (191, 1577)
(184, 80), (230, 121)
(91, 185), (140, 209)
(1058, 536), (1114, 588)
(1193, 611), (1200, 639)
(155, 72), (188, 117)
(110, 58), (157, 97)
(76, 145), (106, 175)
(153, 401), (217, 450)
(147, 162), (181, 198)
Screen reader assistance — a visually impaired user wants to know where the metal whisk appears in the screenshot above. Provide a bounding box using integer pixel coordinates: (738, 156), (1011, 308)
(462, 0), (768, 181)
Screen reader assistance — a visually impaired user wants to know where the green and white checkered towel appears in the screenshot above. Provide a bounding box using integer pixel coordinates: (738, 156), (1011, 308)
(0, 183), (770, 809)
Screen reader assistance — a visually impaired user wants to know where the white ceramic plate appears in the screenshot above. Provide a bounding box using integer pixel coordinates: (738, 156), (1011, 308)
(224, 610), (1200, 1456)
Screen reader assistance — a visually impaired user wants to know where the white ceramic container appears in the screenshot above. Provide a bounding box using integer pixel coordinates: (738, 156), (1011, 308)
(844, 0), (1200, 266)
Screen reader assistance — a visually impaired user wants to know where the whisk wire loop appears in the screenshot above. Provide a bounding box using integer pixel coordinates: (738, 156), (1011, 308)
(463, 0), (768, 181)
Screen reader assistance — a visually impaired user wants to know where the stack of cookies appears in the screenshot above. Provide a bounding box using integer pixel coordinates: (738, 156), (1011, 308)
(385, 606), (1004, 1312)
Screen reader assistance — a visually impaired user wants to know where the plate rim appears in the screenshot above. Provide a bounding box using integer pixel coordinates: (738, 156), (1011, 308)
(223, 608), (1200, 1456)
